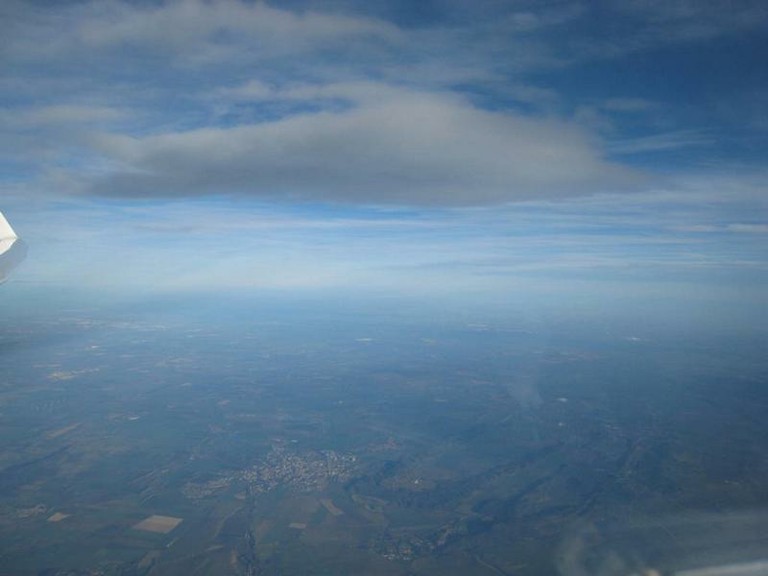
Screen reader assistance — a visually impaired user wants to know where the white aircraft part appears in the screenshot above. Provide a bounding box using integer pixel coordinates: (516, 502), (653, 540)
(0, 212), (17, 240)
(0, 238), (16, 255)
(0, 212), (26, 283)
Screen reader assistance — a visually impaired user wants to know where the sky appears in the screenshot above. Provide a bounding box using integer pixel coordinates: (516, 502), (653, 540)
(1, 0), (767, 324)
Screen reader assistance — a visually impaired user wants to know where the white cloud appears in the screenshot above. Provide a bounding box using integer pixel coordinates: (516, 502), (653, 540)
(0, 105), (126, 128)
(726, 223), (768, 234)
(4, 0), (401, 64)
(74, 84), (632, 204)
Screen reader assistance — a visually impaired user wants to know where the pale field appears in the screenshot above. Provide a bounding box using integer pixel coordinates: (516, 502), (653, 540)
(132, 515), (183, 534)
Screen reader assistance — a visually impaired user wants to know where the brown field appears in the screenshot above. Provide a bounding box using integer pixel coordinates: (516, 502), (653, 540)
(47, 423), (80, 439)
(320, 499), (343, 516)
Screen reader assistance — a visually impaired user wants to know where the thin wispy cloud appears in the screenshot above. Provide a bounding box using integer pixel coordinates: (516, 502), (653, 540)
(607, 130), (715, 155)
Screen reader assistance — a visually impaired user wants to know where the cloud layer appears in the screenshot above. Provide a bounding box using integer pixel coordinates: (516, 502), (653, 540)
(2, 0), (767, 206)
(79, 84), (633, 204)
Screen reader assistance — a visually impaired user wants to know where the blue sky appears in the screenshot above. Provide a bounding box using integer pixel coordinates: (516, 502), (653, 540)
(1, 0), (766, 321)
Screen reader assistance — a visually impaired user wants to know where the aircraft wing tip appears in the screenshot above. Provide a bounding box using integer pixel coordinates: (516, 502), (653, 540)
(0, 212), (18, 239)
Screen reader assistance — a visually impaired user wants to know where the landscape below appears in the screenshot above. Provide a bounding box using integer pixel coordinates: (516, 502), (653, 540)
(0, 288), (766, 575)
